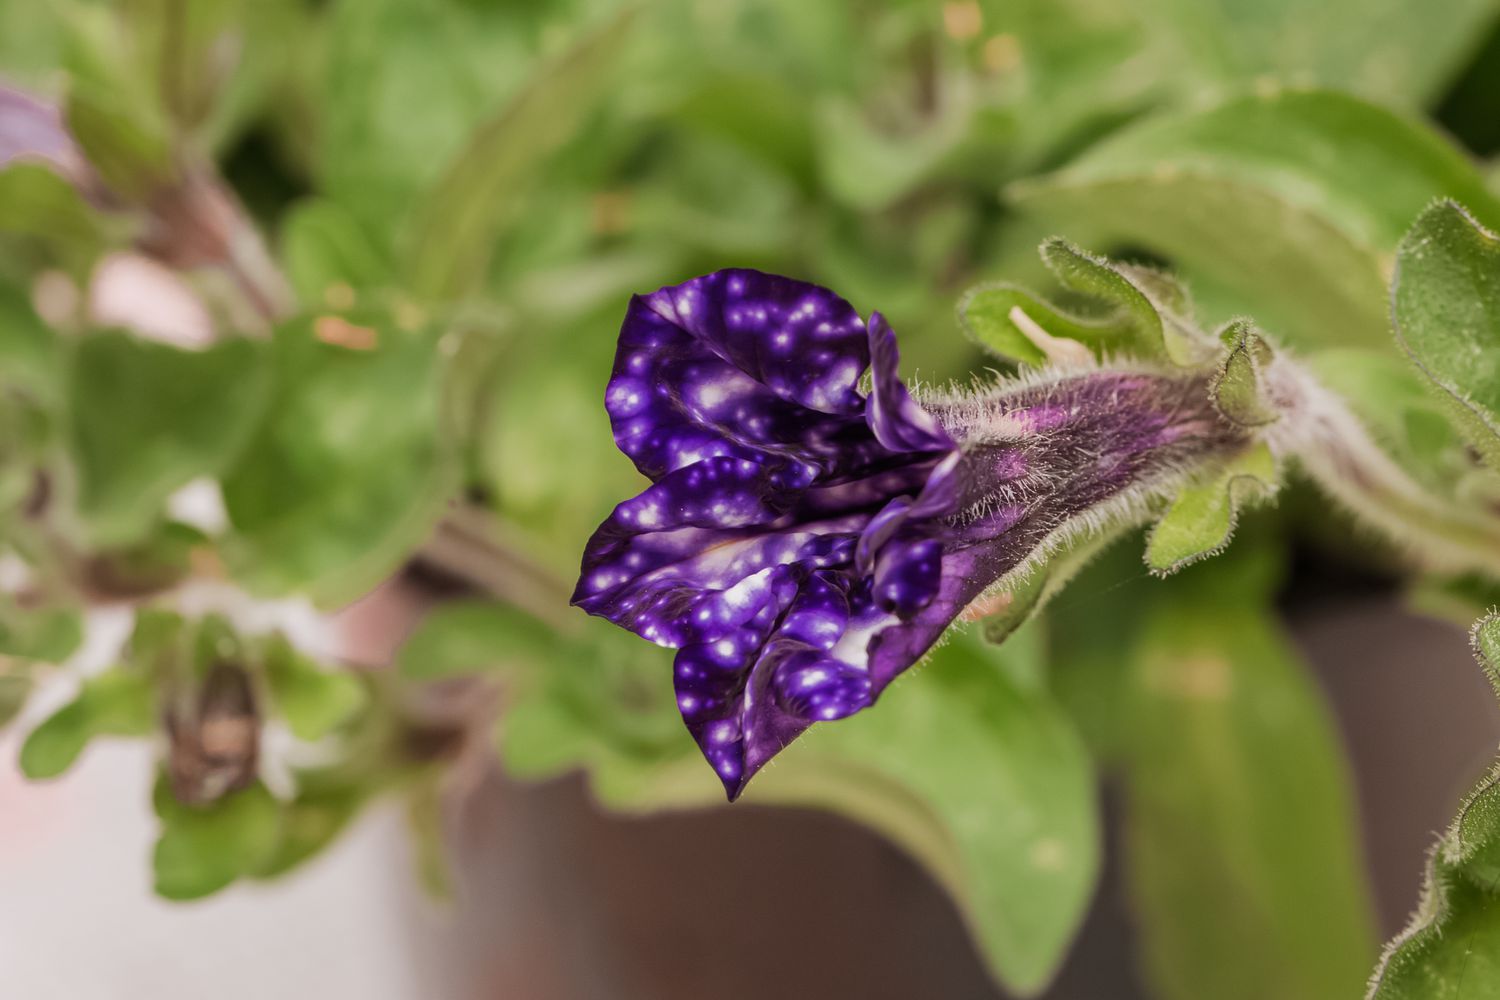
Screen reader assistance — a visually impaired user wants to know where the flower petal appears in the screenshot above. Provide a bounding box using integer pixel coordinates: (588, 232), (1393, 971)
(606, 270), (877, 483)
(865, 312), (953, 454)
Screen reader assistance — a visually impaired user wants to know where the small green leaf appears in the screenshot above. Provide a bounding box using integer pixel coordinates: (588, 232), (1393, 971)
(396, 601), (557, 683)
(957, 283), (1109, 367)
(19, 669), (156, 778)
(1040, 239), (1210, 365)
(262, 637), (364, 743)
(1391, 200), (1500, 472)
(220, 311), (456, 603)
(1209, 321), (1279, 427)
(69, 331), (270, 546)
(153, 778), (283, 900)
(1122, 563), (1377, 1000)
(0, 601), (83, 662)
(1146, 444), (1277, 575)
(401, 7), (636, 301)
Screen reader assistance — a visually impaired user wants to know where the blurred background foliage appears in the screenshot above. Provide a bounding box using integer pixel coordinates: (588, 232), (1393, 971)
(5, 0), (1500, 997)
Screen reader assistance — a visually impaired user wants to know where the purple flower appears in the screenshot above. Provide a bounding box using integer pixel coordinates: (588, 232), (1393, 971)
(574, 270), (1241, 798)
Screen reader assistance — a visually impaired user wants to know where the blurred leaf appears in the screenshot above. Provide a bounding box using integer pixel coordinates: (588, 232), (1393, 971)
(402, 6), (636, 301)
(0, 162), (116, 274)
(153, 778), (282, 900)
(0, 601), (83, 662)
(251, 776), (366, 881)
(1391, 200), (1500, 472)
(1137, 0), (1498, 109)
(1368, 610), (1500, 998)
(1122, 560), (1377, 1000)
(64, 82), (174, 202)
(396, 601), (557, 683)
(19, 669), (155, 779)
(262, 636), (364, 742)
(279, 199), (393, 309)
(220, 311), (456, 604)
(0, 671), (31, 727)
(69, 331), (269, 546)
(815, 93), (968, 211)
(0, 281), (63, 406)
(1011, 90), (1500, 350)
(406, 778), (452, 900)
(1145, 443), (1277, 575)
(319, 0), (542, 238)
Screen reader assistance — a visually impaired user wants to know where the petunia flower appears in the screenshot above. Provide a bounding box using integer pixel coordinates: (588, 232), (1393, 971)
(573, 269), (1247, 799)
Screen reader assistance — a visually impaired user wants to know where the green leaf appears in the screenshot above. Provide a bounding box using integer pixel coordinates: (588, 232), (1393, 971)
(0, 671), (31, 727)
(1391, 200), (1500, 472)
(251, 777), (366, 881)
(1368, 610), (1500, 998)
(0, 162), (117, 274)
(262, 637), (364, 742)
(1039, 239), (1210, 365)
(1010, 90), (1500, 351)
(19, 669), (156, 778)
(68, 331), (269, 547)
(220, 310), (456, 603)
(815, 94), (968, 211)
(0, 602), (83, 663)
(1209, 320), (1279, 427)
(153, 778), (283, 900)
(1122, 565), (1377, 1000)
(401, 6), (636, 301)
(395, 601), (557, 683)
(64, 81), (174, 201)
(1137, 0), (1498, 110)
(318, 0), (539, 234)
(1145, 443), (1277, 575)
(279, 199), (393, 309)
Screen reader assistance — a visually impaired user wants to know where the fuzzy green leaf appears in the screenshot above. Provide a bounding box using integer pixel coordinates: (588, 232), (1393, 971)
(1146, 443), (1277, 575)
(396, 601), (558, 683)
(1210, 321), (1279, 428)
(1391, 200), (1500, 472)
(1368, 611), (1500, 998)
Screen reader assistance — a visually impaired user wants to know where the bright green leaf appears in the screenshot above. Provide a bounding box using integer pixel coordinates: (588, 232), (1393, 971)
(279, 199), (393, 309)
(153, 778), (283, 900)
(262, 637), (364, 742)
(19, 669), (156, 779)
(1145, 444), (1277, 575)
(0, 601), (83, 663)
